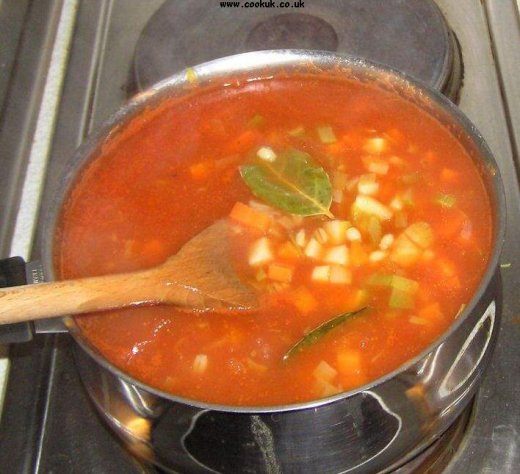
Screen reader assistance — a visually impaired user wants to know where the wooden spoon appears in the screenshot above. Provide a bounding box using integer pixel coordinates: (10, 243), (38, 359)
(0, 220), (258, 325)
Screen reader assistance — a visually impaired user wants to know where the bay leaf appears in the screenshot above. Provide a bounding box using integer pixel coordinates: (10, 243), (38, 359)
(282, 307), (368, 362)
(239, 149), (333, 217)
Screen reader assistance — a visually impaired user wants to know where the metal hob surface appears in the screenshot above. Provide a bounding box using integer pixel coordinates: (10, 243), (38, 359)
(0, 0), (520, 473)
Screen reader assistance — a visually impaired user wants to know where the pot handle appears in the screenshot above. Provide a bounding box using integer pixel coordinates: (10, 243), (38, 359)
(0, 257), (34, 343)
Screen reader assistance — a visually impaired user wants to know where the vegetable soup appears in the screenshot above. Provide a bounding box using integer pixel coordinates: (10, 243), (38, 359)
(55, 73), (493, 406)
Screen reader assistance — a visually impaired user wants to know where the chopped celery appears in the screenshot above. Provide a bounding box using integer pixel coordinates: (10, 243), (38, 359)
(288, 125), (305, 137)
(367, 216), (382, 246)
(367, 273), (394, 286)
(317, 126), (337, 144)
(367, 274), (419, 293)
(248, 114), (265, 128)
(390, 275), (419, 293)
(389, 287), (415, 309)
(436, 194), (457, 208)
(401, 173), (421, 185)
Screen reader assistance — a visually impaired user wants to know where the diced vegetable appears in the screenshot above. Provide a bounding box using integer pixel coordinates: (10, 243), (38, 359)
(314, 227), (329, 244)
(389, 288), (415, 309)
(294, 229), (307, 247)
(440, 168), (459, 183)
(390, 234), (421, 266)
(312, 265), (331, 282)
(369, 250), (386, 263)
(268, 262), (295, 283)
(227, 129), (259, 154)
(436, 194), (457, 208)
(248, 114), (265, 128)
(350, 241), (368, 266)
(249, 237), (273, 266)
(404, 222), (433, 249)
(323, 245), (349, 265)
(288, 125), (305, 137)
(277, 241), (301, 260)
(190, 160), (214, 180)
(315, 379), (342, 397)
(287, 286), (318, 314)
(363, 137), (387, 154)
(352, 195), (393, 221)
(329, 265), (352, 284)
(409, 316), (429, 325)
(366, 215), (382, 245)
(323, 220), (349, 244)
(304, 238), (323, 259)
(336, 350), (363, 376)
(313, 360), (337, 382)
(362, 156), (389, 175)
(418, 302), (444, 321)
(229, 202), (272, 232)
(332, 189), (344, 204)
(358, 174), (379, 195)
(379, 233), (394, 250)
(317, 125), (337, 144)
(256, 146), (277, 162)
(346, 227), (362, 242)
(246, 358), (268, 373)
(192, 354), (208, 374)
(332, 170), (348, 189)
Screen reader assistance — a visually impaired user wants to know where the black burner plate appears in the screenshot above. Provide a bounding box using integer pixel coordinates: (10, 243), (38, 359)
(134, 0), (456, 93)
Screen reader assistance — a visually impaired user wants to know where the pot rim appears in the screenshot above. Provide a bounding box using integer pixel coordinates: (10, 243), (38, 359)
(42, 49), (506, 414)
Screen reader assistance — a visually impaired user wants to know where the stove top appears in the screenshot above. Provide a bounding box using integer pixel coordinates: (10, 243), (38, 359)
(1, 0), (520, 472)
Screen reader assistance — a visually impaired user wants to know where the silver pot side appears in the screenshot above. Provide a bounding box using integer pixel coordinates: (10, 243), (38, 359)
(74, 272), (500, 473)
(40, 50), (506, 473)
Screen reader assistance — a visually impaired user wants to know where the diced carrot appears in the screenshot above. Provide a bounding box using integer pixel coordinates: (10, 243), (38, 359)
(286, 286), (318, 315)
(327, 141), (344, 154)
(350, 241), (368, 266)
(277, 241), (301, 260)
(268, 262), (295, 283)
(440, 167), (459, 184)
(189, 160), (215, 180)
(418, 302), (444, 321)
(229, 202), (272, 232)
(226, 129), (259, 154)
(336, 350), (368, 388)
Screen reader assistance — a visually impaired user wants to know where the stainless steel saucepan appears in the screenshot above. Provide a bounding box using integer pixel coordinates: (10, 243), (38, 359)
(3, 50), (507, 473)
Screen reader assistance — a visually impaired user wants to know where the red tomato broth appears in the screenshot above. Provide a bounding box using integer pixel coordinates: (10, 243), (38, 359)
(55, 74), (493, 406)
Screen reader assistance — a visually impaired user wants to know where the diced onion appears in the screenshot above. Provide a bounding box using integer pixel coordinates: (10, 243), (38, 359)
(312, 265), (331, 282)
(295, 229), (307, 247)
(346, 227), (362, 242)
(323, 245), (349, 265)
(379, 234), (394, 250)
(363, 137), (387, 154)
(353, 195), (393, 221)
(193, 354), (208, 374)
(313, 360), (337, 382)
(249, 237), (273, 266)
(304, 238), (323, 260)
(329, 265), (351, 284)
(256, 146), (277, 162)
(323, 220), (349, 245)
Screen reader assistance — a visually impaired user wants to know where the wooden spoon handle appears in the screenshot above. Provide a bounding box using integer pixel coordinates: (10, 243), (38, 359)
(0, 270), (199, 325)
